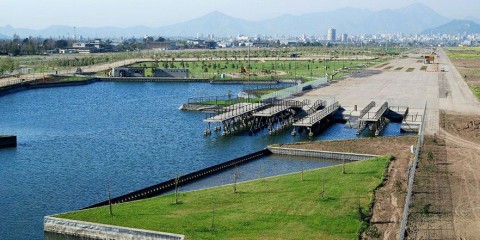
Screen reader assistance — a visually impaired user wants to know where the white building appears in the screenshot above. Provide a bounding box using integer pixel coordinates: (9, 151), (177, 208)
(327, 28), (336, 41)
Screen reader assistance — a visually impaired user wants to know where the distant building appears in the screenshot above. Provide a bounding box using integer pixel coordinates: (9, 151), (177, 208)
(186, 39), (217, 49)
(205, 41), (217, 49)
(59, 49), (77, 54)
(154, 69), (189, 78)
(72, 39), (103, 53)
(112, 67), (145, 77)
(145, 41), (176, 50)
(341, 33), (348, 42)
(252, 42), (270, 48)
(327, 28), (336, 41)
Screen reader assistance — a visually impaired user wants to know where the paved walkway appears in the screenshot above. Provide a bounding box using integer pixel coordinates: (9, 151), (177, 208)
(298, 50), (440, 134)
(0, 58), (145, 87)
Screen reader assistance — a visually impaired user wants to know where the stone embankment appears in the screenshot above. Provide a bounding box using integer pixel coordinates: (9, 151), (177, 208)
(44, 216), (184, 240)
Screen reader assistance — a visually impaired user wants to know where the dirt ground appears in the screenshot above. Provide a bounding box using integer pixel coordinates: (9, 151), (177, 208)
(284, 136), (417, 239)
(406, 112), (480, 239)
(440, 113), (480, 239)
(450, 58), (480, 89)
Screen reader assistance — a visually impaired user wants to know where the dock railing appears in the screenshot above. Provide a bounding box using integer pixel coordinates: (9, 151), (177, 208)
(261, 77), (327, 101)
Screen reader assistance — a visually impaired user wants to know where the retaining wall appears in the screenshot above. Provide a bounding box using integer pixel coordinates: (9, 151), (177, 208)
(99, 77), (210, 82)
(44, 216), (184, 240)
(86, 149), (271, 209)
(268, 146), (378, 161)
(0, 79), (97, 97)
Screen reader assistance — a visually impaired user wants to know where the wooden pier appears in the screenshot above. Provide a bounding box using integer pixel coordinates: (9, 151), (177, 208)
(293, 102), (340, 127)
(345, 101), (375, 128)
(292, 102), (340, 136)
(253, 105), (291, 117)
(357, 101), (389, 136)
(204, 103), (267, 123)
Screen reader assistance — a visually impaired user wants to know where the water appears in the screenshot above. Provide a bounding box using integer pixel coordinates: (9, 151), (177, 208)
(0, 82), (404, 239)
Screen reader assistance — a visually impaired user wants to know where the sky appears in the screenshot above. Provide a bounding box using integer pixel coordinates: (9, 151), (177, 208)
(1, 0), (479, 29)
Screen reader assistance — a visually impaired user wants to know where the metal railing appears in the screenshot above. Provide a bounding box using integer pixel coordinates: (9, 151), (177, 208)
(261, 77), (327, 101)
(360, 102), (388, 121)
(398, 101), (427, 240)
(359, 101), (376, 118)
(204, 102), (268, 122)
(305, 99), (326, 115)
(294, 102), (339, 126)
(188, 95), (239, 105)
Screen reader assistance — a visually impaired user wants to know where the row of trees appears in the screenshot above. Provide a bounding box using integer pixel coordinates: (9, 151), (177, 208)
(0, 36), (142, 55)
(0, 37), (76, 55)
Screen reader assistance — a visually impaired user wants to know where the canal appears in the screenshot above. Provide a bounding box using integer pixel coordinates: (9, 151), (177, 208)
(0, 82), (404, 239)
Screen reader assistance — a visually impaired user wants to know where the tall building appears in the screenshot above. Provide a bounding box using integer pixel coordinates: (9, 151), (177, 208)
(327, 28), (336, 41)
(341, 33), (348, 42)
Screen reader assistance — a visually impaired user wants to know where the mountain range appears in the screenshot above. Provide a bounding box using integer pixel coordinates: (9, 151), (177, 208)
(422, 20), (480, 35)
(0, 3), (477, 39)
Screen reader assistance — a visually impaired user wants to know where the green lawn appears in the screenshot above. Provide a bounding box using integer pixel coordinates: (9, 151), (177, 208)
(56, 156), (391, 239)
(446, 47), (480, 59)
(446, 47), (480, 101)
(470, 86), (480, 99)
(129, 59), (376, 81)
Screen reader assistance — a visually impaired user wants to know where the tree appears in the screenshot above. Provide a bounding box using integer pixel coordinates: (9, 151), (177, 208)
(0, 57), (17, 75)
(55, 39), (69, 49)
(232, 165), (239, 193)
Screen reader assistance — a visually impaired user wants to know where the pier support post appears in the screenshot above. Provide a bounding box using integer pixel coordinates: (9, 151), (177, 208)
(308, 127), (314, 137)
(204, 123), (211, 136)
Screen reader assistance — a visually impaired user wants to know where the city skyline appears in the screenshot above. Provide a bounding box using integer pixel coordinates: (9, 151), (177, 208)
(1, 0), (479, 29)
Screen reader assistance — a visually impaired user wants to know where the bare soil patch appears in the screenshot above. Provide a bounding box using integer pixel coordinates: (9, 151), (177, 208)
(408, 112), (480, 239)
(283, 136), (416, 239)
(441, 112), (480, 238)
(451, 58), (480, 89)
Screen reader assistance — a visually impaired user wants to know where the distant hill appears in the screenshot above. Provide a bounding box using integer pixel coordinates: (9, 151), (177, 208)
(0, 3), (453, 38)
(464, 16), (480, 24)
(357, 3), (449, 34)
(422, 20), (480, 35)
(156, 3), (450, 36)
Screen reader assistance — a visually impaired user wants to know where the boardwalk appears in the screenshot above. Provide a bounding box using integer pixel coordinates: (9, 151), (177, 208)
(204, 103), (267, 123)
(293, 102), (340, 127)
(253, 105), (290, 117)
(359, 101), (388, 122)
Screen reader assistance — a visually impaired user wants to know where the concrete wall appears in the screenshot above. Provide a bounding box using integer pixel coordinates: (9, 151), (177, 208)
(268, 146), (378, 161)
(112, 68), (145, 77)
(99, 77), (209, 82)
(44, 216), (184, 240)
(154, 69), (189, 78)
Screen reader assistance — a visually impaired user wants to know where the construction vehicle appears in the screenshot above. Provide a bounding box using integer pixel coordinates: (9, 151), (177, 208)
(424, 55), (435, 64)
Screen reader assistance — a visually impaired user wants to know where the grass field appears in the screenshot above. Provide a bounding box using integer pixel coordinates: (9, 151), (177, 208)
(56, 156), (391, 239)
(446, 47), (480, 100)
(129, 59), (377, 81)
(446, 47), (480, 59)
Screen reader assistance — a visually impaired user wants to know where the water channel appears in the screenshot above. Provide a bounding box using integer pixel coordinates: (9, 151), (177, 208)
(0, 82), (405, 239)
